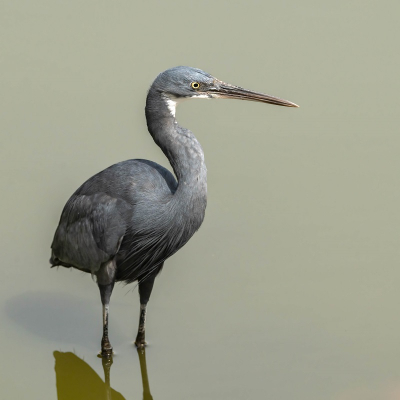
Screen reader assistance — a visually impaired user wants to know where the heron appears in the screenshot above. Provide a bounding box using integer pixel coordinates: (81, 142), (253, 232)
(50, 66), (298, 357)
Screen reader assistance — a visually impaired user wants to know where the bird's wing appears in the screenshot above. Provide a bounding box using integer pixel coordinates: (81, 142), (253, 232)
(50, 192), (130, 274)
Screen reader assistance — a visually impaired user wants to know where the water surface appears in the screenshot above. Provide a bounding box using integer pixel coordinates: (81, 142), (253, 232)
(1, 1), (400, 399)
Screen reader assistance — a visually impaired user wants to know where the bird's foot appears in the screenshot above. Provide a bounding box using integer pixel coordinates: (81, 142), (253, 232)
(134, 334), (147, 349)
(101, 338), (113, 358)
(134, 340), (148, 349)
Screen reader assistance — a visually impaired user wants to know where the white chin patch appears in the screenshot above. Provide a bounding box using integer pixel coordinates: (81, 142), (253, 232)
(164, 98), (177, 117)
(163, 94), (212, 117)
(162, 95), (188, 117)
(191, 94), (213, 99)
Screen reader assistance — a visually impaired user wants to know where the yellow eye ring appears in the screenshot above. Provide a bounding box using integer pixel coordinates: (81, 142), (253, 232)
(191, 82), (200, 89)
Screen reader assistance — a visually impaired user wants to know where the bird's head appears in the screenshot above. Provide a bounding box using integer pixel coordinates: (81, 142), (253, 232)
(149, 66), (298, 116)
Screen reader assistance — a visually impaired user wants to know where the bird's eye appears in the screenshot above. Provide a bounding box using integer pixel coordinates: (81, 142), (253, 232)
(191, 82), (200, 89)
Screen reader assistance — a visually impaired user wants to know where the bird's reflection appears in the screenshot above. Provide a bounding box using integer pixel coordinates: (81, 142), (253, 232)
(53, 348), (153, 400)
(137, 348), (153, 400)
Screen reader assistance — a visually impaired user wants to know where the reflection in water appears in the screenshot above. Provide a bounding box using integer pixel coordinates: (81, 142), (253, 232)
(137, 348), (153, 400)
(53, 349), (154, 400)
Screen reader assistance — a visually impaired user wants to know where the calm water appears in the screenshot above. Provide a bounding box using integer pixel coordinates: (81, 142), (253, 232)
(1, 1), (400, 399)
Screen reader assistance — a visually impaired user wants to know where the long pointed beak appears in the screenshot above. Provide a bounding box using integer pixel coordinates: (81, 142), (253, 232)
(209, 81), (299, 107)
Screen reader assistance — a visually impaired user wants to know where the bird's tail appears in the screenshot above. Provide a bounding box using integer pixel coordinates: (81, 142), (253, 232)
(49, 252), (71, 268)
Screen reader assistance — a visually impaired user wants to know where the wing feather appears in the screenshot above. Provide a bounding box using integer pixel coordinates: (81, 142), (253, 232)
(51, 193), (129, 274)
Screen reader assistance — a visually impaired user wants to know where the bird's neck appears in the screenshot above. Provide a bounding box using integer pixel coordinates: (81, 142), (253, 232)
(145, 89), (207, 201)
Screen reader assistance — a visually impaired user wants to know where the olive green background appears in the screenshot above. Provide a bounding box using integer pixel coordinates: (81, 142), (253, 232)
(1, 1), (399, 399)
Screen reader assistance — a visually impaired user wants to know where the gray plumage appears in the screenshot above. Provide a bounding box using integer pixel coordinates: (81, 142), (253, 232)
(51, 67), (208, 283)
(50, 66), (298, 355)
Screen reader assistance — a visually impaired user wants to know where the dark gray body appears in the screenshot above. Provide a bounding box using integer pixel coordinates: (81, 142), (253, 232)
(50, 66), (296, 354)
(51, 155), (206, 284)
(50, 65), (297, 287)
(51, 67), (210, 286)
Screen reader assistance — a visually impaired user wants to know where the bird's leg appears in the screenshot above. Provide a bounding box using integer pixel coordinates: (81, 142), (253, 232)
(100, 294), (113, 356)
(135, 282), (154, 347)
(135, 303), (147, 348)
(135, 266), (161, 348)
(97, 261), (116, 357)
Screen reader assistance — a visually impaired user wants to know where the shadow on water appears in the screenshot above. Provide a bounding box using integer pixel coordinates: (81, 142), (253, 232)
(53, 349), (153, 400)
(5, 291), (123, 346)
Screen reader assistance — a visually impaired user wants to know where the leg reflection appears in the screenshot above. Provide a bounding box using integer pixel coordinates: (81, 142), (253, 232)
(102, 356), (114, 400)
(53, 351), (125, 400)
(137, 347), (154, 400)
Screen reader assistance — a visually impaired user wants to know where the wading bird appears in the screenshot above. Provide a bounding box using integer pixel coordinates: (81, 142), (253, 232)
(50, 66), (298, 356)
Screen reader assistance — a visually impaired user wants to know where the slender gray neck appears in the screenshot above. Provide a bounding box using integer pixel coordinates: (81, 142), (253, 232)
(145, 88), (207, 199)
